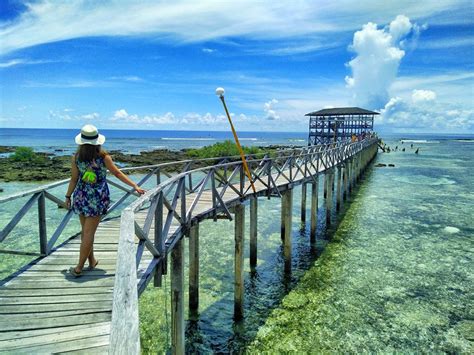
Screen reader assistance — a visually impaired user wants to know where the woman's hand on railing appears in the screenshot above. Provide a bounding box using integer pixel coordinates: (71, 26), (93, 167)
(134, 185), (146, 195)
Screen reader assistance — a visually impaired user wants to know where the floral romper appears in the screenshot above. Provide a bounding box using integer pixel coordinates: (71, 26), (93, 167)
(73, 156), (110, 217)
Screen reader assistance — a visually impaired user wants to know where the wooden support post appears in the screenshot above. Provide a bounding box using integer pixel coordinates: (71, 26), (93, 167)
(154, 190), (164, 286)
(325, 170), (333, 226)
(281, 189), (293, 273)
(301, 183), (307, 222)
(343, 164), (348, 201)
(171, 238), (185, 355)
(336, 166), (342, 211)
(347, 159), (352, 193)
(234, 203), (245, 320)
(250, 196), (258, 270)
(38, 192), (48, 255)
(310, 178), (318, 245)
(189, 223), (199, 321)
(323, 173), (328, 198)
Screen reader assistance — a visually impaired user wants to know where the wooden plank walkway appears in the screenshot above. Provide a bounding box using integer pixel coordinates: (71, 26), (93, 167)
(0, 145), (368, 353)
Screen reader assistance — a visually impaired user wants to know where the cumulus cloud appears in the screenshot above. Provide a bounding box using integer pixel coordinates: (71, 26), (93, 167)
(379, 93), (474, 131)
(345, 15), (418, 109)
(411, 89), (437, 102)
(111, 109), (232, 126)
(264, 99), (280, 120)
(49, 110), (100, 121)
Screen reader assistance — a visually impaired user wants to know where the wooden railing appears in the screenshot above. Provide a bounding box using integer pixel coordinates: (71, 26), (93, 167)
(0, 147), (332, 258)
(109, 137), (378, 352)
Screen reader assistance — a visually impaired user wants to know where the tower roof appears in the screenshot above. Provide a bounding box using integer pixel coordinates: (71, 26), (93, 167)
(305, 107), (379, 116)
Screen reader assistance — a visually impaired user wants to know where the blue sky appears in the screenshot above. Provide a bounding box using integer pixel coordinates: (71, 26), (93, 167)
(0, 0), (473, 133)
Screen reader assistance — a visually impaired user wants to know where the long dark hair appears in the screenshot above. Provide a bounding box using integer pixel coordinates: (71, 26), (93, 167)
(76, 145), (108, 163)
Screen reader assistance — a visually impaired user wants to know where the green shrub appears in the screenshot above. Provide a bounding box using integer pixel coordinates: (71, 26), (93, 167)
(10, 147), (45, 163)
(186, 140), (263, 159)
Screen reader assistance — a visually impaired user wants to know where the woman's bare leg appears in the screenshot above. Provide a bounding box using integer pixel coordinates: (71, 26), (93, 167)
(79, 214), (98, 267)
(75, 215), (101, 272)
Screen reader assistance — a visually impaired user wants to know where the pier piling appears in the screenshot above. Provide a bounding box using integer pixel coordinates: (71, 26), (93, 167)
(310, 178), (319, 244)
(250, 196), (258, 270)
(336, 166), (342, 211)
(189, 223), (199, 320)
(234, 204), (245, 320)
(301, 183), (307, 222)
(281, 189), (293, 273)
(171, 238), (185, 355)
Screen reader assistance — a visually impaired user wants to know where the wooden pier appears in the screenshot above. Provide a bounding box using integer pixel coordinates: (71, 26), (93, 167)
(0, 137), (378, 353)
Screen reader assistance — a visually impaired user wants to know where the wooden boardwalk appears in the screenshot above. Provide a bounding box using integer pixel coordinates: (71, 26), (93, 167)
(0, 139), (378, 353)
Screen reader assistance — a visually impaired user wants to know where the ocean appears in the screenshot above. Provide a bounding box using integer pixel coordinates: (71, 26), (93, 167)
(0, 128), (308, 155)
(0, 129), (473, 352)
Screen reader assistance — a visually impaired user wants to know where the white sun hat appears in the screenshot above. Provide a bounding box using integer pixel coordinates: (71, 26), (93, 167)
(75, 124), (106, 145)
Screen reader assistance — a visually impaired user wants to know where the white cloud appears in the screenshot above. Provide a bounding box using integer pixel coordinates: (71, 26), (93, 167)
(111, 109), (230, 126)
(49, 110), (100, 121)
(202, 48), (215, 53)
(389, 15), (413, 42)
(411, 89), (436, 103)
(0, 58), (55, 68)
(345, 15), (419, 109)
(109, 75), (143, 82)
(379, 95), (473, 132)
(81, 112), (100, 120)
(0, 0), (466, 56)
(263, 99), (280, 120)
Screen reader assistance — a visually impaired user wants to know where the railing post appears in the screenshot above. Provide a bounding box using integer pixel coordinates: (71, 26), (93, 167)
(310, 177), (318, 245)
(171, 237), (185, 355)
(38, 192), (48, 255)
(250, 196), (258, 270)
(110, 209), (140, 354)
(155, 170), (165, 285)
(234, 203), (245, 320)
(189, 223), (199, 321)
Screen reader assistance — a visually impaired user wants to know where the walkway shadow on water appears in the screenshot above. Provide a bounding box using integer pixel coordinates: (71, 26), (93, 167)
(184, 168), (375, 353)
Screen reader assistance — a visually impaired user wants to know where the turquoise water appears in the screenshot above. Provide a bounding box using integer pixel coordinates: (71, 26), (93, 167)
(1, 135), (473, 352)
(139, 136), (473, 353)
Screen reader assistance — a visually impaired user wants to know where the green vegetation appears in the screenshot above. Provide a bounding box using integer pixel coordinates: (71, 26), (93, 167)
(186, 140), (263, 159)
(9, 146), (46, 164)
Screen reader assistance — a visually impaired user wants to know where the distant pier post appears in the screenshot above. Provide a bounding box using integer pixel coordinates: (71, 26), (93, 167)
(336, 165), (342, 211)
(310, 178), (319, 244)
(234, 204), (245, 320)
(250, 196), (258, 270)
(189, 223), (199, 321)
(301, 183), (307, 222)
(343, 163), (348, 201)
(281, 189), (293, 273)
(171, 238), (185, 355)
(325, 170), (333, 226)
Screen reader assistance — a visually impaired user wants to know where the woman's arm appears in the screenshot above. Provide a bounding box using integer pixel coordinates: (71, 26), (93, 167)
(104, 155), (145, 194)
(65, 156), (79, 209)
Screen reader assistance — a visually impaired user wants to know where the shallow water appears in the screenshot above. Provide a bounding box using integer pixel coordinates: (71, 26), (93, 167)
(1, 136), (472, 352)
(138, 137), (473, 353)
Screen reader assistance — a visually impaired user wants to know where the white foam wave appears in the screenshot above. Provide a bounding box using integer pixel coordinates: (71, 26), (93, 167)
(400, 139), (439, 144)
(161, 138), (216, 141)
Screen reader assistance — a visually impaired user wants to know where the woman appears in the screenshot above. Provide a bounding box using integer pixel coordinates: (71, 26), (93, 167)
(65, 124), (145, 277)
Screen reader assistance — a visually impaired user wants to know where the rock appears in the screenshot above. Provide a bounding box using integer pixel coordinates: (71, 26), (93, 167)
(375, 163), (387, 167)
(443, 226), (460, 234)
(0, 187), (3, 192)
(388, 164), (395, 167)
